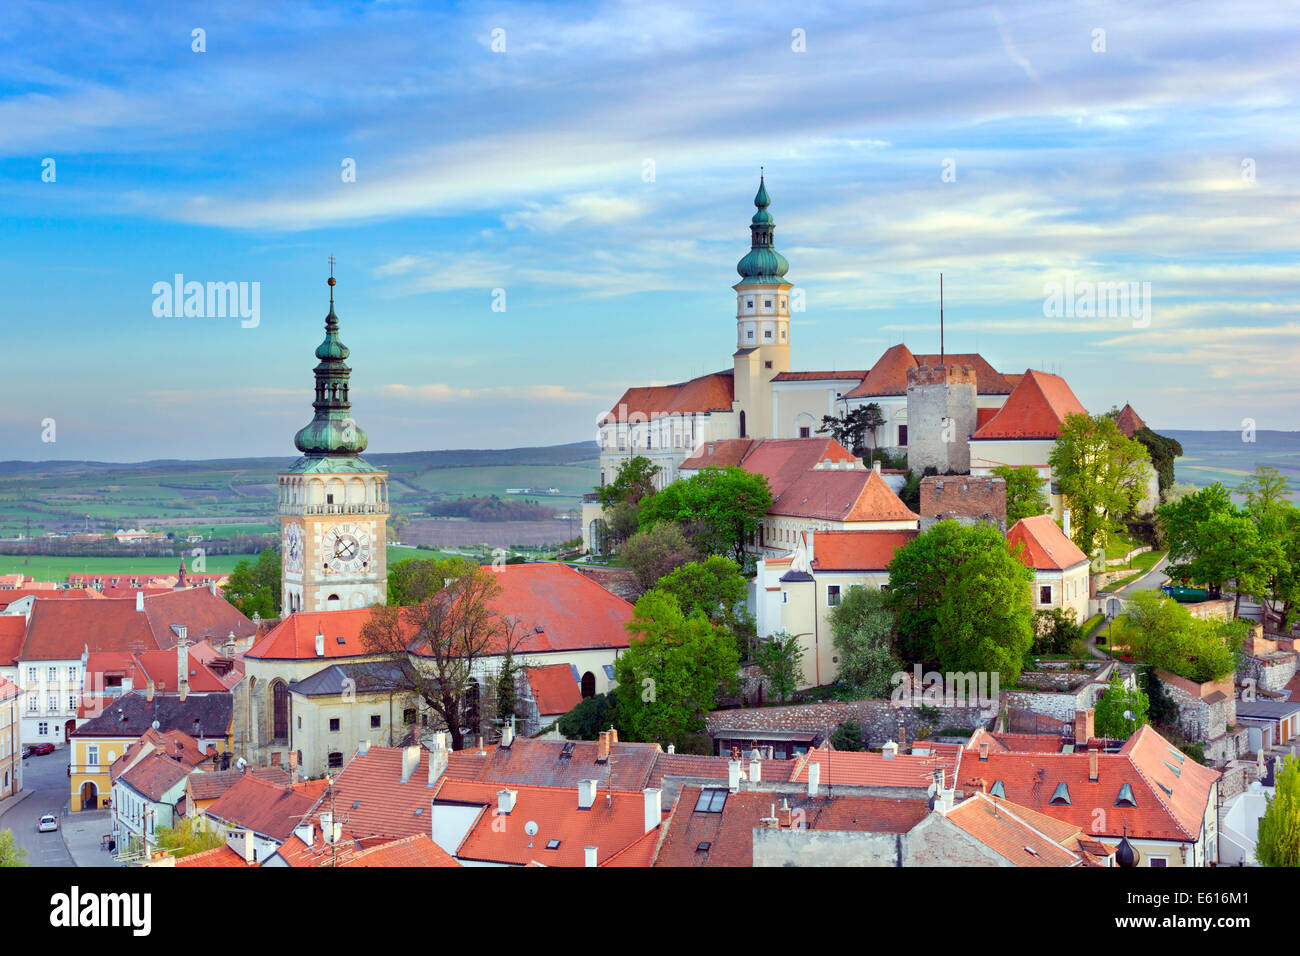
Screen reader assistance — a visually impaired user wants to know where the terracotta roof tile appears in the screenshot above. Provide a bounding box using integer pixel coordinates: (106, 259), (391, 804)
(1114, 403), (1147, 438)
(443, 737), (660, 791)
(119, 751), (196, 802)
(788, 745), (963, 789)
(0, 617), (25, 668)
(945, 792), (1082, 866)
(971, 370), (1087, 441)
(810, 529), (918, 571)
(770, 370), (868, 382)
(603, 370), (735, 422)
(204, 773), (322, 842)
(1006, 515), (1089, 571)
(526, 663), (582, 716)
(175, 845), (256, 867)
(188, 767), (291, 802)
(771, 469), (917, 523)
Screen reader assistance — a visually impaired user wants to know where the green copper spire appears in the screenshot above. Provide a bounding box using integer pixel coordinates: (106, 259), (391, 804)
(293, 271), (370, 458)
(736, 172), (789, 283)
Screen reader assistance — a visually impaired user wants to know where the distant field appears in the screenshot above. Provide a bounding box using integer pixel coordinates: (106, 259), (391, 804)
(0, 545), (443, 583)
(403, 518), (579, 549)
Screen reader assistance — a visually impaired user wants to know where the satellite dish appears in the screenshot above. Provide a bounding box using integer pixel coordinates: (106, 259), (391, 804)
(524, 820), (539, 848)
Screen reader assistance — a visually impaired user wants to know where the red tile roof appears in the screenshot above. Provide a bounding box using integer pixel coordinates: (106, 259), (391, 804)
(678, 438), (757, 471)
(119, 750), (196, 802)
(603, 370), (735, 422)
(204, 774), (325, 842)
(945, 792), (1083, 866)
(681, 437), (856, 501)
(1006, 515), (1089, 571)
(654, 785), (930, 867)
(245, 608), (377, 661)
(188, 767), (291, 802)
(342, 833), (460, 867)
(971, 370), (1087, 441)
(770, 370), (868, 382)
(175, 845), (257, 868)
(958, 725), (1219, 842)
(526, 663), (582, 716)
(437, 778), (656, 867)
(0, 587), (100, 610)
(788, 745), (964, 789)
(843, 345), (1015, 399)
(135, 648), (232, 694)
(443, 737), (661, 791)
(0, 617), (25, 668)
(0, 676), (20, 701)
(1114, 403), (1147, 437)
(314, 747), (445, 844)
(770, 469), (917, 523)
(811, 530), (919, 572)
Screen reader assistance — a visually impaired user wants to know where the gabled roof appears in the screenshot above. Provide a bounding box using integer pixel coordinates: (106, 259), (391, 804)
(119, 750), (195, 803)
(436, 778), (655, 867)
(135, 648), (232, 694)
(1114, 403), (1147, 437)
(603, 370), (735, 422)
(342, 833), (460, 867)
(526, 663), (582, 716)
(187, 767), (291, 802)
(960, 725), (1219, 842)
(288, 660), (409, 698)
(1006, 515), (1089, 571)
(654, 784), (930, 867)
(443, 736), (661, 791)
(272, 829), (461, 868)
(681, 437), (856, 500)
(810, 530), (919, 572)
(788, 745), (963, 789)
(205, 774), (326, 842)
(246, 608), (378, 661)
(945, 792), (1083, 867)
(843, 345), (1015, 399)
(0, 587), (100, 611)
(770, 469), (917, 523)
(678, 438), (757, 471)
(314, 746), (446, 844)
(770, 370), (868, 382)
(971, 370), (1087, 441)
(72, 690), (232, 740)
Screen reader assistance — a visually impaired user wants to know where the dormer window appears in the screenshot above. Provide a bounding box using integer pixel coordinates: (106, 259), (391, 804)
(1115, 784), (1137, 807)
(990, 780), (1006, 798)
(1050, 783), (1071, 805)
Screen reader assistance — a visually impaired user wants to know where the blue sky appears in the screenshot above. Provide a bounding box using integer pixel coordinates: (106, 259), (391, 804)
(0, 0), (1296, 461)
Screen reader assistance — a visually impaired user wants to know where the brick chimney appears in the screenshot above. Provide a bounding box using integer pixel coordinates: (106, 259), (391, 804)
(1074, 709), (1095, 745)
(608, 727), (617, 744)
(597, 731), (610, 763)
(978, 739), (989, 762)
(1089, 748), (1099, 783)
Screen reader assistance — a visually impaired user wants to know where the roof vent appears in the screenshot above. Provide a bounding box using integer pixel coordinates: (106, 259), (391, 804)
(1050, 782), (1071, 806)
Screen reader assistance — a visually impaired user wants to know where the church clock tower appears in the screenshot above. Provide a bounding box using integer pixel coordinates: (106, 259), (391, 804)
(278, 270), (389, 615)
(733, 174), (792, 440)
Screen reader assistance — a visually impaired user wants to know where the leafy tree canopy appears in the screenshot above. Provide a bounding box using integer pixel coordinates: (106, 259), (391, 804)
(1049, 412), (1151, 557)
(598, 455), (660, 508)
(1094, 671), (1149, 740)
(618, 523), (700, 594)
(637, 466), (772, 562)
(992, 464), (1051, 525)
(1257, 754), (1300, 867)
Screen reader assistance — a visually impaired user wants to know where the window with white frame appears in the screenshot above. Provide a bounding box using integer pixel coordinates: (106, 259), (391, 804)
(827, 586), (842, 607)
(26, 667), (36, 684)
(88, 745), (99, 766)
(1039, 585), (1052, 604)
(38, 722), (48, 735)
(27, 696), (37, 713)
(47, 667), (57, 682)
(48, 694), (57, 712)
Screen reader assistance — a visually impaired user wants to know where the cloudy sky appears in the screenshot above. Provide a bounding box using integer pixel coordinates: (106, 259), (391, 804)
(0, 0), (1296, 461)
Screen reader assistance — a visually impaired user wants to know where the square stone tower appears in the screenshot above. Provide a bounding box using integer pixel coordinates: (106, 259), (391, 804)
(905, 364), (978, 475)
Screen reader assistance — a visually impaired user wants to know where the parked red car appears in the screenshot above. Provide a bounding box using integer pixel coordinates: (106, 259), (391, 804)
(30, 743), (55, 756)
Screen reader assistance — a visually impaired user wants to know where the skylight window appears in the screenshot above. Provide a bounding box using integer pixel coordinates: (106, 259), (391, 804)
(694, 789), (727, 813)
(336, 636), (346, 644)
(545, 839), (560, 850)
(696, 842), (711, 852)
(352, 801), (362, 809)
(1050, 783), (1071, 806)
(1115, 784), (1137, 808)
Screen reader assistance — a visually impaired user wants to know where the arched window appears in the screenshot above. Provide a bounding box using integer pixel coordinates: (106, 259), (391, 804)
(581, 671), (596, 699)
(327, 593), (341, 610)
(272, 681), (290, 741)
(740, 410), (747, 438)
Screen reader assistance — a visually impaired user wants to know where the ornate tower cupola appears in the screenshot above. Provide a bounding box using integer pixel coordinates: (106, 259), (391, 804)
(293, 274), (370, 458)
(732, 172), (793, 440)
(278, 265), (389, 618)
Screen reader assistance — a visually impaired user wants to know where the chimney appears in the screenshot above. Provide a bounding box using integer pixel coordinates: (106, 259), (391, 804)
(229, 828), (255, 862)
(136, 591), (145, 612)
(209, 580), (218, 596)
(289, 749), (300, 784)
(1089, 748), (1099, 783)
(873, 459), (882, 474)
(608, 728), (617, 744)
(497, 789), (516, 815)
(882, 741), (898, 759)
(146, 679), (155, 703)
(584, 845), (598, 868)
(294, 822), (314, 847)
(897, 715), (908, 751)
(427, 735), (449, 785)
(807, 761), (820, 796)
(978, 739), (989, 762)
(1063, 508), (1072, 540)
(400, 744), (421, 784)
(314, 632), (325, 657)
(1074, 709), (1095, 745)
(501, 724), (514, 749)
(359, 740), (371, 756)
(748, 754), (762, 784)
(597, 731), (610, 763)
(666, 743), (675, 755)
(642, 788), (662, 834)
(578, 779), (598, 810)
(778, 798), (793, 829)
(728, 760), (742, 792)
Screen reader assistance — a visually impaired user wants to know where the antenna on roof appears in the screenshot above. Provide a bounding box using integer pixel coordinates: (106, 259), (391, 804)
(939, 273), (944, 364)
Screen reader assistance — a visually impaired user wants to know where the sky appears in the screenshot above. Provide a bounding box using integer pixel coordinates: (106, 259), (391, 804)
(0, 0), (1296, 462)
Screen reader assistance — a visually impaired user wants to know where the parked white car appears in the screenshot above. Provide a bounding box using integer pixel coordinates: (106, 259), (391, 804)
(38, 814), (58, 833)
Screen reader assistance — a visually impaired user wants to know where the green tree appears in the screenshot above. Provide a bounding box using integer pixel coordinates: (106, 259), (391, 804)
(1140, 665), (1178, 729)
(152, 817), (223, 859)
(817, 404), (885, 456)
(612, 591), (740, 749)
(828, 586), (901, 696)
(496, 649), (520, 724)
(1132, 427), (1183, 501)
(1257, 754), (1300, 867)
(1032, 607), (1082, 655)
(0, 829), (28, 867)
(1158, 483), (1275, 615)
(887, 521), (1030, 667)
(598, 456), (660, 508)
(1241, 466), (1300, 630)
(935, 545), (1035, 684)
(1122, 590), (1242, 683)
(605, 500), (641, 549)
(898, 470), (921, 513)
(618, 523), (700, 593)
(992, 464), (1051, 525)
(1093, 671), (1149, 739)
(222, 548), (282, 618)
(753, 631), (805, 703)
(653, 556), (755, 656)
(830, 720), (865, 752)
(638, 466), (772, 562)
(1049, 412), (1151, 558)
(556, 693), (617, 741)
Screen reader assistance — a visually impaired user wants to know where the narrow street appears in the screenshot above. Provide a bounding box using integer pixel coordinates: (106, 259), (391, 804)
(0, 747), (73, 867)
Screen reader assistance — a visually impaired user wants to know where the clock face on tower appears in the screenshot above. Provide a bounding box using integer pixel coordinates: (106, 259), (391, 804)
(322, 522), (371, 575)
(283, 523), (304, 575)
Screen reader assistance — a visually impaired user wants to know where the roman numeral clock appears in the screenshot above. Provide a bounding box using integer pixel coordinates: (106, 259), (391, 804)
(277, 271), (389, 615)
